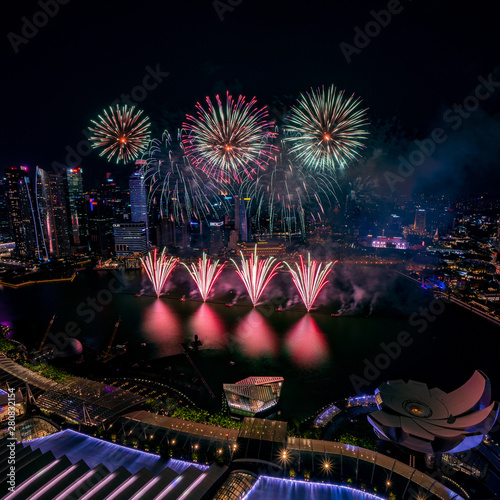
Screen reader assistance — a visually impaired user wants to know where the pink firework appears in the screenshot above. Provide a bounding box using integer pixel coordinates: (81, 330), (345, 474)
(182, 253), (225, 301)
(285, 253), (337, 311)
(182, 92), (277, 183)
(231, 246), (281, 306)
(141, 248), (178, 297)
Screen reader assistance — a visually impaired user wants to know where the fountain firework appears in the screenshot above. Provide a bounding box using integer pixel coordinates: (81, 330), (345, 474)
(182, 253), (225, 301)
(231, 246), (281, 306)
(141, 248), (178, 297)
(285, 253), (336, 311)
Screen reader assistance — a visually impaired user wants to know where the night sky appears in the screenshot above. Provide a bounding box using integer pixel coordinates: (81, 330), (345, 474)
(2, 0), (500, 195)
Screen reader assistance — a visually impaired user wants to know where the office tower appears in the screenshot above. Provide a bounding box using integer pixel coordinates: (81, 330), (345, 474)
(66, 168), (87, 245)
(100, 173), (127, 223)
(0, 177), (10, 241)
(86, 194), (114, 255)
(5, 166), (47, 260)
(113, 222), (147, 256)
(414, 209), (426, 234)
(36, 167), (71, 256)
(129, 171), (148, 245)
(209, 221), (224, 255)
(234, 195), (249, 242)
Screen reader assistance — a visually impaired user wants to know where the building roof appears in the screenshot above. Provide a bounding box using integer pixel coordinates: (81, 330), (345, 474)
(368, 370), (499, 454)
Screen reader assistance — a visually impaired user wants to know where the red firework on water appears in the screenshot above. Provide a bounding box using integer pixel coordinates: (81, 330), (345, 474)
(182, 253), (225, 301)
(285, 253), (337, 311)
(140, 248), (178, 297)
(182, 92), (277, 183)
(89, 104), (151, 164)
(231, 246), (281, 306)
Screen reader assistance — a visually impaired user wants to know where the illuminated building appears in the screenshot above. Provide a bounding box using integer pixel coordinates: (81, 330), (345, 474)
(368, 371), (499, 454)
(234, 195), (250, 242)
(86, 194), (114, 255)
(6, 166), (47, 260)
(0, 177), (10, 241)
(414, 209), (426, 234)
(113, 222), (147, 256)
(223, 376), (284, 416)
(66, 167), (87, 245)
(129, 170), (148, 244)
(36, 167), (71, 257)
(237, 241), (285, 257)
(209, 220), (224, 254)
(369, 236), (408, 249)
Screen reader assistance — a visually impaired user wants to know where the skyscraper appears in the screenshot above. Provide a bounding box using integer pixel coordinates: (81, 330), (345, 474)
(86, 194), (114, 255)
(129, 171), (148, 245)
(414, 209), (426, 234)
(6, 166), (47, 260)
(66, 168), (87, 245)
(234, 195), (249, 242)
(36, 167), (71, 256)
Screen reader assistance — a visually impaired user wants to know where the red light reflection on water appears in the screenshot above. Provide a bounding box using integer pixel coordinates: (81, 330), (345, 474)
(141, 299), (183, 357)
(189, 303), (227, 348)
(235, 309), (278, 358)
(285, 314), (329, 367)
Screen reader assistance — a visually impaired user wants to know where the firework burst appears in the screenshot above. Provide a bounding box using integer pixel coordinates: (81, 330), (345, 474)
(231, 245), (281, 306)
(284, 85), (369, 172)
(182, 92), (277, 183)
(89, 104), (151, 164)
(141, 248), (178, 297)
(182, 253), (225, 301)
(285, 253), (336, 311)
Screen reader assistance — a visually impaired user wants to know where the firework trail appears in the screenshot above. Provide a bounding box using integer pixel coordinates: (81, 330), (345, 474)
(231, 245), (281, 306)
(284, 84), (369, 173)
(182, 253), (225, 301)
(139, 133), (230, 224)
(285, 253), (337, 311)
(182, 92), (277, 183)
(238, 157), (339, 237)
(89, 104), (151, 164)
(141, 248), (178, 297)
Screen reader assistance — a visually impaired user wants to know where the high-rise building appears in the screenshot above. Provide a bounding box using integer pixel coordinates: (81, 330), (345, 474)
(414, 209), (426, 234)
(113, 222), (147, 256)
(6, 166), (47, 260)
(234, 195), (249, 242)
(129, 171), (148, 244)
(66, 168), (87, 246)
(0, 177), (10, 241)
(86, 194), (114, 255)
(36, 167), (71, 256)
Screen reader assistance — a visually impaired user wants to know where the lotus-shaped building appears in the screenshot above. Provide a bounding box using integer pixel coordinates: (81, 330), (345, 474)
(367, 371), (499, 454)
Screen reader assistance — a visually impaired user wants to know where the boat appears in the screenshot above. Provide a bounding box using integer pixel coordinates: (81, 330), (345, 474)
(134, 293), (141, 297)
(331, 313), (340, 317)
(180, 296), (186, 302)
(276, 305), (283, 312)
(225, 303), (233, 307)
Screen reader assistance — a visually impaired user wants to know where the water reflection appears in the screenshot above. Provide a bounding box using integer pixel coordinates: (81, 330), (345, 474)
(234, 309), (278, 358)
(141, 299), (183, 357)
(189, 303), (227, 348)
(285, 314), (329, 367)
